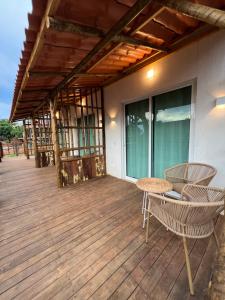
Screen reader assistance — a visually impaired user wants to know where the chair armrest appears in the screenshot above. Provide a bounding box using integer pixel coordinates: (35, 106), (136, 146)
(147, 191), (223, 207)
(182, 184), (225, 203)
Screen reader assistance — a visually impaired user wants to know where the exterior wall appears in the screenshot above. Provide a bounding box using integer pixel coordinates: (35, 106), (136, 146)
(104, 30), (225, 186)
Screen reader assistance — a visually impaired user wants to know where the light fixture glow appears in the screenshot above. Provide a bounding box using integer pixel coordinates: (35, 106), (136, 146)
(81, 96), (86, 106)
(147, 69), (155, 79)
(110, 118), (116, 127)
(55, 111), (60, 119)
(215, 96), (225, 108)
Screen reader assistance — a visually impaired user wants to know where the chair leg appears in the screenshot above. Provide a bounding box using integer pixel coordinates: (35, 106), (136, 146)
(213, 229), (220, 250)
(145, 211), (150, 243)
(182, 237), (194, 296)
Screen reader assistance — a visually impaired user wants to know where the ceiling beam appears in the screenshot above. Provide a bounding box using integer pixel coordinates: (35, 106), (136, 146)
(22, 89), (51, 93)
(33, 100), (49, 114)
(29, 71), (118, 78)
(19, 99), (42, 102)
(46, 16), (168, 52)
(76, 6), (164, 82)
(50, 0), (154, 95)
(17, 107), (37, 112)
(156, 0), (225, 28)
(104, 24), (216, 86)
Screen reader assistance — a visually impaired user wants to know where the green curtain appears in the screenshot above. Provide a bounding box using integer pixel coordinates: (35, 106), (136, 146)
(126, 99), (149, 179)
(152, 86), (192, 178)
(78, 114), (95, 156)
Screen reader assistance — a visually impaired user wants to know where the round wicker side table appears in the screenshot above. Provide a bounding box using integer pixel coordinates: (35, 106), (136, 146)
(136, 178), (173, 228)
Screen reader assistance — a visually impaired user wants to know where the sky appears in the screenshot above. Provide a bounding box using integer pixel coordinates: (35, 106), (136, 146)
(0, 1), (32, 120)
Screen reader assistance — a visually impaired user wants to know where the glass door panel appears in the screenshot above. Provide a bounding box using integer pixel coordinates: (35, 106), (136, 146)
(152, 86), (192, 178)
(125, 99), (149, 179)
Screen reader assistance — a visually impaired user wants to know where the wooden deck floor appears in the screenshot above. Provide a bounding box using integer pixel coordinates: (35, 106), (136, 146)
(0, 157), (221, 300)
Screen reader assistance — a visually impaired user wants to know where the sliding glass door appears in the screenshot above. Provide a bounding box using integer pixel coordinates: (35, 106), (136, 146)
(152, 86), (192, 178)
(125, 99), (149, 179)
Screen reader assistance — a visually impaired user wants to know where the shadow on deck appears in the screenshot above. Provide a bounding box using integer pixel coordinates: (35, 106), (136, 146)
(0, 157), (221, 299)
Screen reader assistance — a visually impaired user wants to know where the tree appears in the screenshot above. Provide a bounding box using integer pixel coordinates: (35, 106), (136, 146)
(0, 119), (23, 142)
(11, 123), (23, 139)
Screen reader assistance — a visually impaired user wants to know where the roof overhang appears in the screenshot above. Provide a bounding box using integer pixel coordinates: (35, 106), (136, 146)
(10, 0), (225, 121)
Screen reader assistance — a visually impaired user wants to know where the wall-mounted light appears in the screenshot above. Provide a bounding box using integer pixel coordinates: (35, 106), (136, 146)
(215, 96), (225, 108)
(55, 111), (60, 119)
(110, 118), (116, 127)
(146, 69), (155, 79)
(81, 96), (86, 106)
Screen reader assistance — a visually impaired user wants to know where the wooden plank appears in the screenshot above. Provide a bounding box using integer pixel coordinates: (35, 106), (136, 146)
(0, 157), (219, 300)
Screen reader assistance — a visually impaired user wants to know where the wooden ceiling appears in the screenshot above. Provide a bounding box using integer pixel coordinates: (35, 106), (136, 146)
(10, 0), (225, 121)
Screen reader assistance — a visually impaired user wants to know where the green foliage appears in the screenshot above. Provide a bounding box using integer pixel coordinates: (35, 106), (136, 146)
(0, 119), (23, 142)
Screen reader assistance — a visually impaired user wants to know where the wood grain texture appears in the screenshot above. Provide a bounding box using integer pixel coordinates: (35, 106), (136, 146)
(0, 157), (220, 300)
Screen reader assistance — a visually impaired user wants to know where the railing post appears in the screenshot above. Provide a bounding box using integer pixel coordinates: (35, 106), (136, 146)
(50, 97), (62, 188)
(31, 117), (40, 168)
(23, 120), (30, 159)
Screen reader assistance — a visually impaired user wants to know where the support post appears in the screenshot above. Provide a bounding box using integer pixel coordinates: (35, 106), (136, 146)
(50, 97), (62, 188)
(31, 118), (40, 168)
(100, 87), (107, 176)
(23, 120), (30, 159)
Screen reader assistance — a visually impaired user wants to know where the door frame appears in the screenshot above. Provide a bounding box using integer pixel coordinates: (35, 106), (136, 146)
(122, 78), (196, 181)
(122, 96), (151, 182)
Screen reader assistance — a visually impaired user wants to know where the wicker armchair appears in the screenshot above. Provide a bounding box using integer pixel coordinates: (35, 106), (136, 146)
(164, 163), (217, 194)
(145, 184), (225, 295)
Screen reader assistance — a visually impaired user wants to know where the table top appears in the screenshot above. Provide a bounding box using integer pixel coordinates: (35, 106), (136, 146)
(136, 177), (173, 194)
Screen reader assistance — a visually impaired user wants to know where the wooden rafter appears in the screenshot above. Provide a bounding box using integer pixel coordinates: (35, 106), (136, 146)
(10, 0), (61, 121)
(50, 0), (154, 95)
(46, 16), (168, 52)
(156, 0), (225, 28)
(74, 6), (164, 80)
(11, 0), (225, 121)
(18, 99), (43, 103)
(29, 71), (118, 78)
(22, 89), (51, 93)
(104, 24), (216, 86)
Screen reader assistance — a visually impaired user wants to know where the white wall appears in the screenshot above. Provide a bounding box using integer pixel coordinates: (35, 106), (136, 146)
(104, 30), (225, 186)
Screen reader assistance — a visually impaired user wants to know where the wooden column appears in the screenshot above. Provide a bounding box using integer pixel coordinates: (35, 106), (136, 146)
(50, 97), (62, 188)
(31, 118), (40, 168)
(101, 87), (107, 175)
(23, 120), (30, 159)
